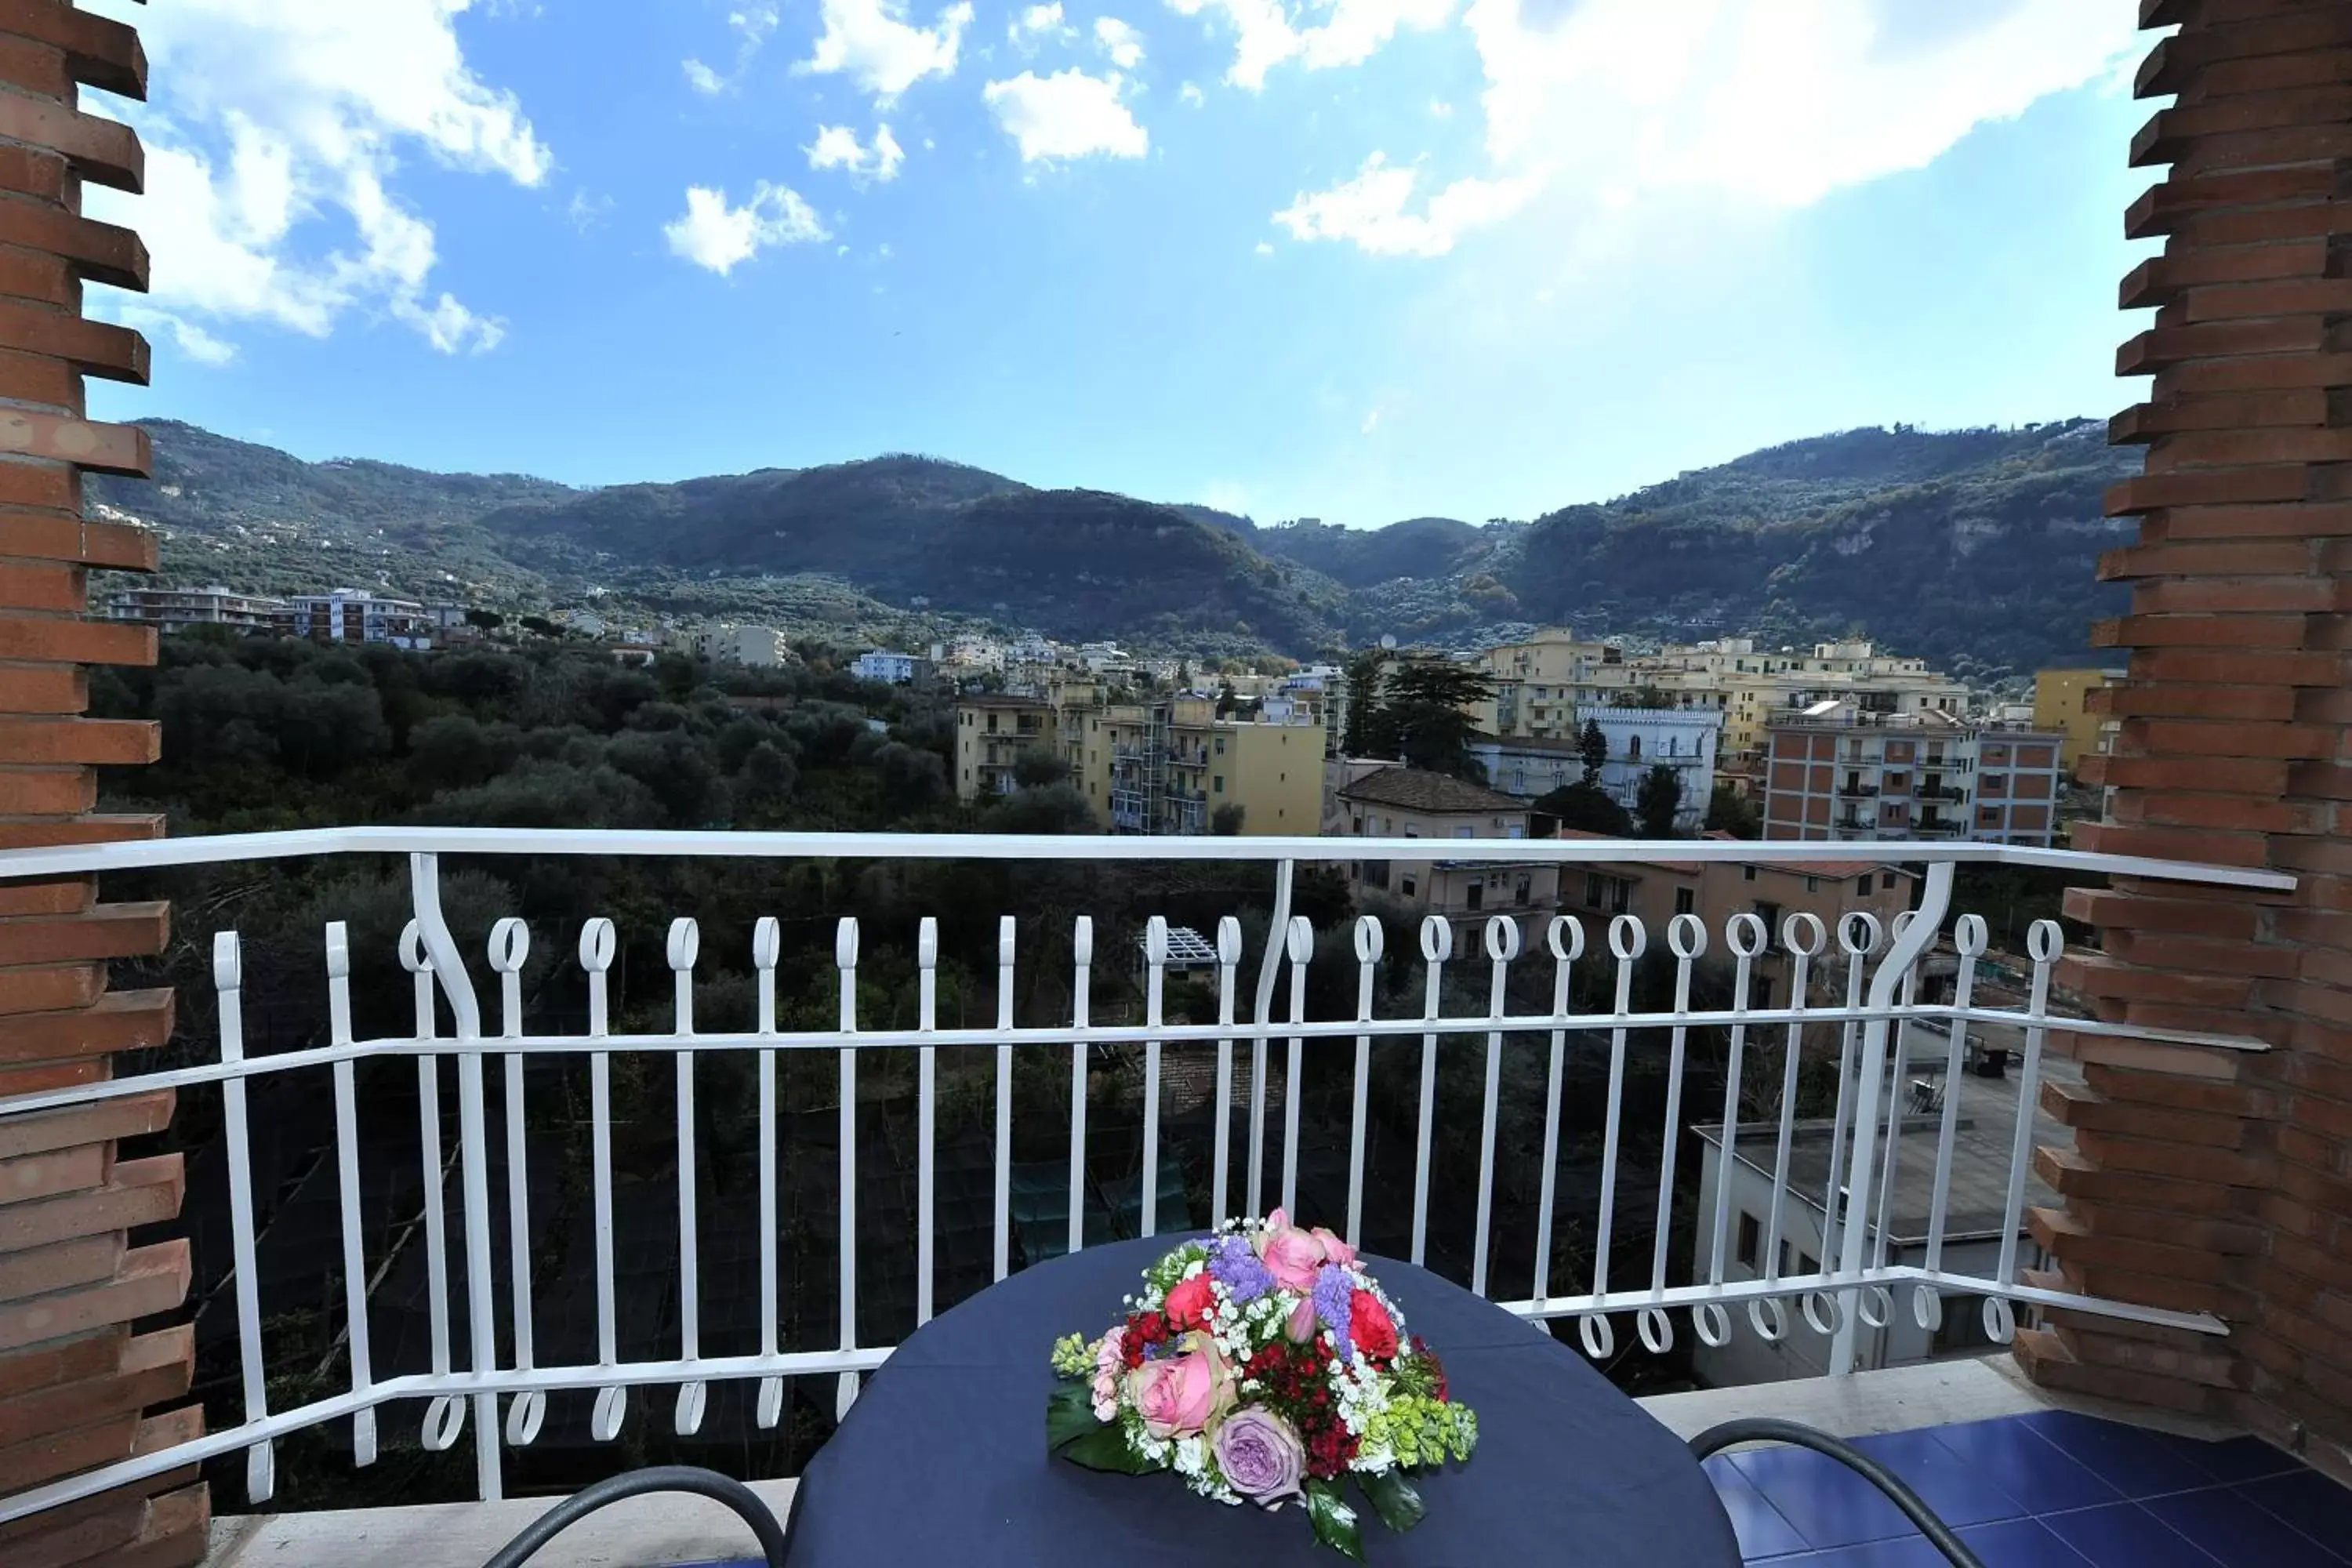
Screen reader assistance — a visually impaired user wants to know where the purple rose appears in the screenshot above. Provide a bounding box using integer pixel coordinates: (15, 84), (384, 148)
(1213, 1406), (1306, 1507)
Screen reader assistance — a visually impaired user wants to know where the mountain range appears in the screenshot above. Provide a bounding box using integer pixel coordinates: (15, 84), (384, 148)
(89, 418), (2140, 679)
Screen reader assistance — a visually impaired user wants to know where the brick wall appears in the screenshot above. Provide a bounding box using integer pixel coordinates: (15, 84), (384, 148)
(0, 3), (206, 1563)
(2012, 0), (2352, 1484)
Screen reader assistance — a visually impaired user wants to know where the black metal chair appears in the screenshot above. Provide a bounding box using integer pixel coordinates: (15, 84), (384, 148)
(1690, 1417), (1985, 1568)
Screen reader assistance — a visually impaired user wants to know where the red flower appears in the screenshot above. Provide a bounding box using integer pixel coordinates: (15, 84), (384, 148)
(1164, 1273), (1216, 1331)
(1349, 1290), (1399, 1363)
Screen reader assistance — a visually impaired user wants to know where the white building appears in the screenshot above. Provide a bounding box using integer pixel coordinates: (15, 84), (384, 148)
(855, 650), (931, 684)
(1584, 704), (1721, 829)
(289, 590), (433, 649)
(104, 584), (284, 636)
(1689, 1029), (2069, 1384)
(696, 624), (792, 666)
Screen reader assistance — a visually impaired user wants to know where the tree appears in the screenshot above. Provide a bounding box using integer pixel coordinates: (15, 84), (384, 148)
(1360, 660), (1494, 780)
(518, 614), (561, 637)
(1013, 747), (1069, 788)
(1211, 802), (1246, 835)
(463, 608), (504, 631)
(1635, 764), (1684, 838)
(1341, 648), (1386, 755)
(1531, 782), (1632, 837)
(982, 782), (1096, 834)
(1704, 783), (1762, 839)
(1577, 718), (1608, 786)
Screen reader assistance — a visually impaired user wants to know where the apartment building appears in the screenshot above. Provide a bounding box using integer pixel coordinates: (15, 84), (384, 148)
(1467, 702), (1722, 829)
(1759, 706), (2063, 847)
(288, 590), (434, 649)
(854, 649), (932, 684)
(694, 624), (793, 666)
(104, 583), (286, 635)
(2031, 666), (2125, 774)
(1468, 626), (1625, 738)
(954, 694), (1057, 800)
(1330, 765), (1559, 946)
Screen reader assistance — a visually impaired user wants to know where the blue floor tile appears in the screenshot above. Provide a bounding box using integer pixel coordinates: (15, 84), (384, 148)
(1910, 1417), (2120, 1515)
(1704, 1453), (1811, 1560)
(2038, 1501), (2221, 1568)
(2238, 1471), (2352, 1551)
(1763, 1537), (1946, 1568)
(1953, 1518), (2092, 1568)
(1849, 1427), (2034, 1528)
(2017, 1412), (2222, 1500)
(2144, 1483), (2350, 1567)
(2154, 1433), (2304, 1486)
(1728, 1439), (2020, 1550)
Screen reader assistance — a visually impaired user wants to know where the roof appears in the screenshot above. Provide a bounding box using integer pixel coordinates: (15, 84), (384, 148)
(1338, 768), (1528, 815)
(960, 693), (1052, 709)
(1467, 731), (1585, 754)
(1546, 827), (1918, 881)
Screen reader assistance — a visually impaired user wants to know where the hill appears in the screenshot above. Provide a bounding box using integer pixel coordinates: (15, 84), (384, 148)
(86, 419), (2137, 676)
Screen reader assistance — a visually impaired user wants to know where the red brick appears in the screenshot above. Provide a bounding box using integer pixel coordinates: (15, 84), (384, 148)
(0, 301), (146, 384)
(0, 197), (147, 292)
(0, 1089), (172, 1161)
(0, 814), (165, 850)
(2156, 352), (2352, 395)
(114, 1483), (209, 1568)
(2132, 90), (2352, 165)
(0, 902), (165, 966)
(0, 715), (155, 765)
(0, 513), (159, 569)
(0, 878), (91, 920)
(2089, 680), (2301, 718)
(0, 1327), (123, 1403)
(2085, 1060), (2281, 1117)
(2169, 201), (2352, 248)
(0, 665), (85, 714)
(2099, 539), (2314, 578)
(2073, 755), (2293, 794)
(2273, 1232), (2352, 1295)
(2031, 1206), (2236, 1284)
(0, 1241), (188, 1355)
(0, 0), (148, 98)
(0, 34), (68, 101)
(0, 89), (140, 194)
(0, 1407), (136, 1495)
(0, 409), (148, 477)
(2136, 719), (2336, 757)
(2185, 278), (2352, 323)
(0, 963), (102, 1014)
(0, 1058), (107, 1098)
(2094, 612), (2312, 648)
(2042, 1076), (2252, 1144)
(0, 345), (78, 411)
(0, 769), (94, 815)
(2104, 925), (2305, 978)
(2077, 1127), (2278, 1187)
(2179, 121), (2352, 175)
(0, 1232), (118, 1302)
(0, 616), (151, 666)
(2151, 427), (2352, 467)
(2070, 818), (2273, 866)
(0, 1143), (101, 1206)
(2142, 576), (2347, 614)
(0, 243), (71, 306)
(2111, 788), (2321, 834)
(0, 561), (81, 613)
(0, 989), (172, 1065)
(2111, 393), (2330, 440)
(0, 1158), (180, 1254)
(0, 1327), (187, 1450)
(2118, 320), (2326, 376)
(2144, 502), (2352, 539)
(2, 1494), (147, 1568)
(2035, 1142), (2249, 1210)
(2062, 952), (2256, 1010)
(2067, 886), (2264, 937)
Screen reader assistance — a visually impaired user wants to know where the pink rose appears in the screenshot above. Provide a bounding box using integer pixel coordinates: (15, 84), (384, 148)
(1091, 1327), (1126, 1421)
(1311, 1227), (1357, 1271)
(1164, 1272), (1217, 1331)
(1261, 1225), (1328, 1294)
(1286, 1294), (1321, 1345)
(1126, 1342), (1232, 1439)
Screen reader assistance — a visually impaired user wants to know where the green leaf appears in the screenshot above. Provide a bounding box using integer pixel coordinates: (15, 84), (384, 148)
(1058, 1421), (1163, 1475)
(1045, 1385), (1105, 1454)
(1360, 1469), (1425, 1534)
(1305, 1479), (1366, 1563)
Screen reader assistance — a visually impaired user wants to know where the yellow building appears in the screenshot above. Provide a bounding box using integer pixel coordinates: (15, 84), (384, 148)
(953, 694), (1058, 800)
(2032, 666), (2126, 773)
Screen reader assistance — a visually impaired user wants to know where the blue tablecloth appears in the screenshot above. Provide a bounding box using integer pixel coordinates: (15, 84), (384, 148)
(782, 1236), (1740, 1566)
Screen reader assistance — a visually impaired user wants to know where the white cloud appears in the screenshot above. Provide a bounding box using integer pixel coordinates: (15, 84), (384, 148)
(983, 69), (1149, 163)
(1428, 97), (1452, 118)
(566, 188), (615, 232)
(1094, 16), (1147, 67)
(1179, 81), (1206, 106)
(1253, 240), (1273, 255)
(1360, 407), (1381, 434)
(682, 5), (779, 94)
(1270, 0), (2138, 258)
(80, 1), (548, 355)
(664, 181), (830, 274)
(806, 122), (907, 183)
(115, 305), (239, 365)
(1163, 0), (1451, 91)
(801, 0), (974, 102)
(1272, 152), (1534, 256)
(1009, 2), (1073, 48)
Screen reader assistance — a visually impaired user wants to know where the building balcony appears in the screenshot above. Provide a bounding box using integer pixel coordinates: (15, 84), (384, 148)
(1918, 783), (1964, 802)
(1835, 782), (1880, 798)
(0, 827), (2301, 1548)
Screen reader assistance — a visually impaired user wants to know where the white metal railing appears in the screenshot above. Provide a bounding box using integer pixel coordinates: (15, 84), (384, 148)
(0, 828), (2292, 1526)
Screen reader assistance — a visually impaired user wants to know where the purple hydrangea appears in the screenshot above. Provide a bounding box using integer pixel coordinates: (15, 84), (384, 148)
(1210, 1236), (1275, 1303)
(1312, 1265), (1355, 1362)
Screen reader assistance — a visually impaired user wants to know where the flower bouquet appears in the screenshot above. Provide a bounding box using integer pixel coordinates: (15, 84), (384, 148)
(1047, 1211), (1477, 1561)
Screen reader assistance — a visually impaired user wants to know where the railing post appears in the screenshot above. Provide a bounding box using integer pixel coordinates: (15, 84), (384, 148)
(1142, 917), (1167, 1239)
(214, 933), (274, 1504)
(1248, 859), (1294, 1218)
(668, 917), (707, 1435)
(1346, 916), (1385, 1250)
(409, 851), (501, 1501)
(916, 917), (938, 1322)
(754, 916), (784, 1426)
(581, 919), (628, 1442)
(1829, 862), (1952, 1376)
(836, 917), (861, 1421)
(489, 919), (543, 1447)
(1213, 917), (1241, 1225)
(324, 922), (379, 1465)
(1280, 916), (1312, 1218)
(1068, 916), (1094, 1257)
(994, 917), (1014, 1281)
(1410, 916), (1451, 1267)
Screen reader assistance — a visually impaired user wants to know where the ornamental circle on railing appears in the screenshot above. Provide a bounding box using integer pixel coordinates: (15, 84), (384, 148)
(488, 916), (530, 974)
(1145, 914), (1169, 966)
(505, 1388), (546, 1446)
(1802, 1289), (1847, 1337)
(918, 916), (939, 969)
(591, 1385), (628, 1443)
(666, 916), (699, 971)
(1286, 915), (1315, 965)
(2028, 919), (2065, 964)
(400, 919), (431, 974)
(1072, 914), (1094, 966)
(834, 916), (859, 969)
(1667, 913), (1707, 961)
(1693, 1300), (1730, 1348)
(579, 916), (616, 972)
(1857, 1283), (1895, 1329)
(1419, 915), (1453, 964)
(1608, 913), (1646, 961)
(1838, 910), (1882, 956)
(1216, 915), (1243, 967)
(1637, 1306), (1674, 1354)
(1577, 1313), (1615, 1360)
(421, 1393), (465, 1451)
(1911, 1283), (1944, 1333)
(1983, 1295), (2017, 1345)
(1748, 1294), (1789, 1344)
(1353, 913), (1384, 964)
(753, 915), (781, 971)
(1782, 910), (1828, 959)
(1547, 914), (1584, 964)
(1725, 911), (1768, 960)
(1484, 913), (1521, 963)
(1953, 913), (1988, 959)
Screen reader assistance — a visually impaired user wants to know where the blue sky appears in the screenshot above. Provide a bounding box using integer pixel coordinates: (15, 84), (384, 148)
(84, 1), (2157, 528)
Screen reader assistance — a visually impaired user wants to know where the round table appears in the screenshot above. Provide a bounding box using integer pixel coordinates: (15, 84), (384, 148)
(782, 1236), (1740, 1566)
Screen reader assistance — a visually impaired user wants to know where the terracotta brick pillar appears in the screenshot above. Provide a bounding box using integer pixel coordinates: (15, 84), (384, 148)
(2012, 0), (2352, 1482)
(0, 3), (207, 1563)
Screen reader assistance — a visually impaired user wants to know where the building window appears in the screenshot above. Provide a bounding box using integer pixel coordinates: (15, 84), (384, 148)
(1743, 865), (1758, 882)
(1215, 736), (1227, 755)
(1363, 861), (1391, 891)
(1400, 876), (1417, 898)
(1628, 735), (1641, 760)
(1857, 875), (1872, 896)
(1674, 887), (1695, 917)
(1213, 775), (1225, 793)
(1454, 826), (1474, 839)
(1585, 873), (1604, 908)
(1736, 1212), (1761, 1270)
(1516, 874), (1532, 906)
(1466, 882), (1483, 912)
(1798, 1251), (1818, 1276)
(1754, 901), (1782, 936)
(1352, 815), (1363, 835)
